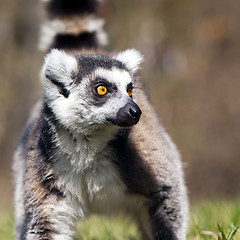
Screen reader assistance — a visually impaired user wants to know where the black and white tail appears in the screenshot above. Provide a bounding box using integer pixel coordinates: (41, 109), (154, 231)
(39, 0), (108, 52)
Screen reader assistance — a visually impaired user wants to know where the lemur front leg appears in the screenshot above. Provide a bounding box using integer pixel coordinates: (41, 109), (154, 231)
(20, 193), (78, 240)
(147, 185), (188, 240)
(130, 186), (187, 240)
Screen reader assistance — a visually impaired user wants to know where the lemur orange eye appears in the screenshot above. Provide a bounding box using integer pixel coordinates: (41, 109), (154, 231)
(127, 88), (133, 97)
(97, 86), (108, 96)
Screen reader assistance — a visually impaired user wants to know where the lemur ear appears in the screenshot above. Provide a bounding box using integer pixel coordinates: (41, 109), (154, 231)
(41, 49), (78, 98)
(114, 49), (144, 74)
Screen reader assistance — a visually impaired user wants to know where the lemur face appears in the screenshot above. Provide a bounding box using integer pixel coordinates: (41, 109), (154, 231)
(41, 49), (143, 131)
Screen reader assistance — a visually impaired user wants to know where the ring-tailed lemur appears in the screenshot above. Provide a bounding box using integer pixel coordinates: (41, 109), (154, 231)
(13, 0), (189, 239)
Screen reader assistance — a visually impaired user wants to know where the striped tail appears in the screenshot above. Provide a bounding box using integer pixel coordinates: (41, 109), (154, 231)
(39, 0), (108, 52)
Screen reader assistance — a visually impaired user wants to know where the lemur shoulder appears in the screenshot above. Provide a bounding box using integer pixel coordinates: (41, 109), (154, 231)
(13, 0), (189, 239)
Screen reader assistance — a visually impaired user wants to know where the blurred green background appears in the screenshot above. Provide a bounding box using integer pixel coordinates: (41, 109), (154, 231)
(0, 0), (239, 216)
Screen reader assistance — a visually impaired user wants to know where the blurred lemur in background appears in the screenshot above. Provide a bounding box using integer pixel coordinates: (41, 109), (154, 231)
(13, 0), (189, 239)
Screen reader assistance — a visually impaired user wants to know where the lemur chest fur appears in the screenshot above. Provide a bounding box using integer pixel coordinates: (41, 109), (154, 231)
(52, 127), (127, 214)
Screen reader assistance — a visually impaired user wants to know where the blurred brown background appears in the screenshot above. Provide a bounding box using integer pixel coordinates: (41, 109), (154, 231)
(0, 0), (239, 211)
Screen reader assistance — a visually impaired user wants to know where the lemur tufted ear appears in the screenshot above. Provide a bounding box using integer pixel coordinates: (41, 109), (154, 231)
(113, 49), (144, 75)
(41, 49), (78, 97)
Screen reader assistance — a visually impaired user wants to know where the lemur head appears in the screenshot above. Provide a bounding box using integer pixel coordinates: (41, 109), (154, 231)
(41, 49), (143, 132)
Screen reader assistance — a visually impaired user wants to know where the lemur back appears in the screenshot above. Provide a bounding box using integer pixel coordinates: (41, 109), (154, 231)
(13, 0), (189, 239)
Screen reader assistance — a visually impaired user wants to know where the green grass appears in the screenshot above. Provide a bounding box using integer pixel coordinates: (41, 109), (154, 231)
(0, 211), (14, 240)
(189, 201), (240, 240)
(74, 215), (140, 240)
(1, 201), (239, 240)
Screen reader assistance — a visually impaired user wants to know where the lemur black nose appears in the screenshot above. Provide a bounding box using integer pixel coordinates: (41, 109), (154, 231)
(112, 100), (142, 127)
(129, 104), (142, 119)
(107, 100), (142, 127)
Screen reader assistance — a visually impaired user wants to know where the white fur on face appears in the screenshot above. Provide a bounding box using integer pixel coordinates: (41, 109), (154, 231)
(87, 67), (133, 123)
(41, 49), (141, 133)
(45, 67), (134, 133)
(41, 49), (79, 129)
(93, 68), (132, 94)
